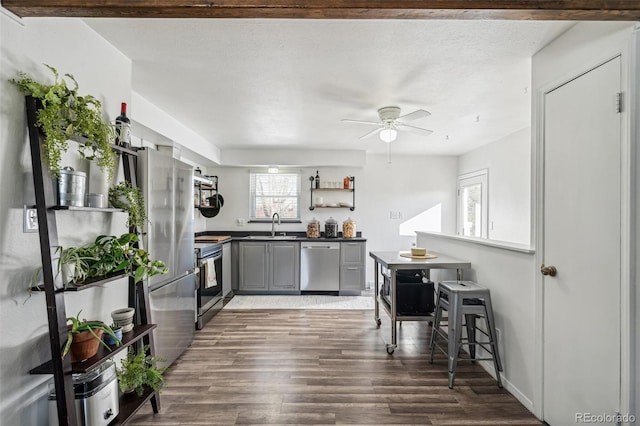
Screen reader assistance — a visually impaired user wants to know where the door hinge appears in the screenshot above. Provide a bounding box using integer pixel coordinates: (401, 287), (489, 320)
(615, 92), (623, 113)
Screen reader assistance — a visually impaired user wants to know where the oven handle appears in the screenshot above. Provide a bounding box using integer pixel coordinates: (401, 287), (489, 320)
(200, 252), (222, 266)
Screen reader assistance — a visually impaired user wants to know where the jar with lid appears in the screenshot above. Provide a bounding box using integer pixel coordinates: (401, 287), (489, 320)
(324, 217), (339, 238)
(306, 218), (320, 238)
(342, 217), (356, 238)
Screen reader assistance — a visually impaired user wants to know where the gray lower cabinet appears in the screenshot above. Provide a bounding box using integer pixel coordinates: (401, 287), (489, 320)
(239, 241), (300, 293)
(222, 241), (232, 298)
(340, 241), (366, 294)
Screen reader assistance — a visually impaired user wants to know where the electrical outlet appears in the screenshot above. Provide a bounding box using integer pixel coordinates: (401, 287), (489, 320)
(398, 211), (403, 220)
(389, 211), (398, 219)
(236, 218), (245, 227)
(23, 206), (38, 233)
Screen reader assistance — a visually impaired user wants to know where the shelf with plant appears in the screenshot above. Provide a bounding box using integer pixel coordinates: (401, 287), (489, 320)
(10, 64), (117, 179)
(30, 232), (168, 292)
(31, 323), (157, 374)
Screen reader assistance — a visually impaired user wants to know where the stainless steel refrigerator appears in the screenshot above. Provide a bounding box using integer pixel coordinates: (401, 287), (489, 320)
(138, 148), (196, 368)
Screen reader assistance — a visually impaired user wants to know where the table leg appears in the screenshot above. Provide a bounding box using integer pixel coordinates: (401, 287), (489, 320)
(374, 261), (381, 327)
(387, 268), (397, 354)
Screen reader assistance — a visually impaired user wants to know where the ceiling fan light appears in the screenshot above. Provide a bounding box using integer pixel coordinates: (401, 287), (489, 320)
(379, 128), (397, 143)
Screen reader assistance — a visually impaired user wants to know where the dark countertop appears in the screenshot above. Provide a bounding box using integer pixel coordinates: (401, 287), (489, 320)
(195, 230), (366, 242)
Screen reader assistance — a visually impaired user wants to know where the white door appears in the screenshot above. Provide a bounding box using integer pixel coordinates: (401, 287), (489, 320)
(543, 57), (621, 424)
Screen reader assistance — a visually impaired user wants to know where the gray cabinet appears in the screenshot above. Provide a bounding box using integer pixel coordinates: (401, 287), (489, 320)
(239, 242), (268, 291)
(239, 241), (300, 293)
(340, 241), (366, 294)
(222, 241), (232, 298)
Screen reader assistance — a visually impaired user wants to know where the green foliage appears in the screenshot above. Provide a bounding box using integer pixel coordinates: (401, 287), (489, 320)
(62, 311), (121, 359)
(10, 64), (116, 178)
(80, 233), (168, 283)
(108, 181), (147, 229)
(30, 233), (168, 290)
(116, 345), (166, 396)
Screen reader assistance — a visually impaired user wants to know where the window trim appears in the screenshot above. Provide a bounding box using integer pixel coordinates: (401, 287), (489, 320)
(457, 168), (489, 238)
(249, 169), (302, 222)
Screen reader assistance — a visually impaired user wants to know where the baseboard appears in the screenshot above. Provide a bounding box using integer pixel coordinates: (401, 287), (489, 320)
(477, 359), (537, 417)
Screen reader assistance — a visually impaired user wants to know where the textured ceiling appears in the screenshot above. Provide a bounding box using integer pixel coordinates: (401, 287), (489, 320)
(85, 19), (574, 157)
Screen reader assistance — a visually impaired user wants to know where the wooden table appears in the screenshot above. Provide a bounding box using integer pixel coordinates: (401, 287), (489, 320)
(369, 251), (471, 354)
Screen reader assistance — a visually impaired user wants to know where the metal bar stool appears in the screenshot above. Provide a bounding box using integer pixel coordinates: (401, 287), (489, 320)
(429, 280), (503, 388)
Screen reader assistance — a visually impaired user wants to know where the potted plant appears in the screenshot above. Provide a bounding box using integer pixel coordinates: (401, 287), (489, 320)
(63, 311), (121, 363)
(56, 245), (95, 285)
(87, 233), (167, 283)
(104, 323), (123, 346)
(108, 181), (147, 229)
(116, 345), (165, 396)
(10, 64), (117, 179)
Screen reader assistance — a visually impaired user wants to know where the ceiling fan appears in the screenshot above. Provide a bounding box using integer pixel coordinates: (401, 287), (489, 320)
(341, 106), (433, 143)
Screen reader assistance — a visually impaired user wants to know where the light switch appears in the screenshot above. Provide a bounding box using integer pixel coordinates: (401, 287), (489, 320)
(23, 206), (38, 233)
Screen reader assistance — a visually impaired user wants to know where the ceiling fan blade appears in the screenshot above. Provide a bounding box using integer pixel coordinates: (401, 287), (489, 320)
(341, 118), (381, 125)
(398, 109), (431, 122)
(358, 127), (383, 140)
(397, 122), (434, 136)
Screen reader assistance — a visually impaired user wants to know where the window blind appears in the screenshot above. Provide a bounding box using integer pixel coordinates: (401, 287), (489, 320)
(249, 172), (301, 220)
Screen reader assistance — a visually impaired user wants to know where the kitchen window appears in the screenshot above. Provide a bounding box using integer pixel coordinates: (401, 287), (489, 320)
(457, 169), (488, 238)
(249, 171), (301, 221)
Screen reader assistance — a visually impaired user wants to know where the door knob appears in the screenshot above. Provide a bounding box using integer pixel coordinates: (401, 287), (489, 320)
(540, 264), (557, 277)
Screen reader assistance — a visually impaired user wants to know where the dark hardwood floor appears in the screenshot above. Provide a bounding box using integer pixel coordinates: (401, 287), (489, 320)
(129, 309), (541, 425)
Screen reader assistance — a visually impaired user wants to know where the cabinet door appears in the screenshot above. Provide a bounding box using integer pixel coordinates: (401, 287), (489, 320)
(340, 265), (364, 292)
(239, 242), (268, 291)
(341, 241), (365, 265)
(222, 242), (231, 297)
(270, 242), (300, 291)
(340, 242), (365, 293)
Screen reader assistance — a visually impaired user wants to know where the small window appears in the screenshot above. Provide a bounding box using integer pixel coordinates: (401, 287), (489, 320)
(457, 169), (488, 238)
(249, 171), (301, 221)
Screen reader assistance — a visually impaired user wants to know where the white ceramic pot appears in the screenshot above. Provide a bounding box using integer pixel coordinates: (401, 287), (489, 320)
(111, 307), (135, 333)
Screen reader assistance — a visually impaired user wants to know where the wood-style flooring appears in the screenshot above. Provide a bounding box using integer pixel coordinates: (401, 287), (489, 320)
(129, 309), (541, 425)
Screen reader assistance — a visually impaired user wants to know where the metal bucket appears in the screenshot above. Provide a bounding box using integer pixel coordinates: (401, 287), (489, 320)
(58, 167), (86, 207)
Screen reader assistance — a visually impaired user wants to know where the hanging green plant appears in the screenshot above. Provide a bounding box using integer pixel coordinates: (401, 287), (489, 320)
(10, 64), (117, 179)
(108, 181), (147, 229)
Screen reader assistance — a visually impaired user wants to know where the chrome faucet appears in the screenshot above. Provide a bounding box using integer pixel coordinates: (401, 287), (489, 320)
(271, 212), (280, 237)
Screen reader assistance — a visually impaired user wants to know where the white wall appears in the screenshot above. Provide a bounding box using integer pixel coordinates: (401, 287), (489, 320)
(457, 127), (531, 245)
(0, 14), (132, 424)
(633, 26), (640, 422)
(199, 153), (458, 285)
(416, 232), (537, 412)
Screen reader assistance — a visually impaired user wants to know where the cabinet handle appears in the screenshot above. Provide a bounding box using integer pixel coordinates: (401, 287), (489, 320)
(346, 267), (359, 270)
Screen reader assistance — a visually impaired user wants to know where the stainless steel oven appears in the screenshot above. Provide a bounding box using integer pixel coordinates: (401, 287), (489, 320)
(195, 243), (223, 329)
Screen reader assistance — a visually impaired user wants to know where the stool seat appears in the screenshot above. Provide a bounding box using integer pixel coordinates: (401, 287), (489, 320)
(430, 280), (503, 388)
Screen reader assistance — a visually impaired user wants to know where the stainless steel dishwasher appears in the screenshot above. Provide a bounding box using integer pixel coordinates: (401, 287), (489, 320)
(300, 242), (340, 291)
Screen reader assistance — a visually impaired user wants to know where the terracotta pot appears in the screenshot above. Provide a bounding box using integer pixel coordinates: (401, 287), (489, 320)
(69, 328), (103, 363)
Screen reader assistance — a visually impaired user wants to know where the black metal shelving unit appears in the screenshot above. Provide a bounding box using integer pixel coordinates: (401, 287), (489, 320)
(194, 174), (221, 217)
(309, 176), (355, 211)
(24, 95), (160, 425)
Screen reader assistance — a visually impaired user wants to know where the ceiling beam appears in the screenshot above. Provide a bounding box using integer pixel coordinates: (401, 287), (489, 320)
(3, 1), (640, 20)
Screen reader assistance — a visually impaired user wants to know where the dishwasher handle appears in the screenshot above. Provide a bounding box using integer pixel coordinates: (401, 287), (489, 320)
(301, 244), (340, 249)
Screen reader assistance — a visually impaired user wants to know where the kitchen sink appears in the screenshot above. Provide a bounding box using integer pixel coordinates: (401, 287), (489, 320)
(243, 235), (298, 240)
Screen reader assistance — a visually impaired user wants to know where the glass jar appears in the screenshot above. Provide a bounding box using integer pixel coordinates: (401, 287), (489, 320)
(324, 217), (339, 238)
(342, 217), (356, 238)
(306, 218), (320, 238)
